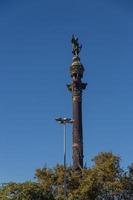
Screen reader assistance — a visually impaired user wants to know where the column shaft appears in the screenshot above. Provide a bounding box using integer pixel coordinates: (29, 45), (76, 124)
(72, 94), (83, 169)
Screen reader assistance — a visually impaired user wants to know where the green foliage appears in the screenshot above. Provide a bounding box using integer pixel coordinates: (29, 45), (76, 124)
(0, 152), (133, 199)
(0, 182), (54, 200)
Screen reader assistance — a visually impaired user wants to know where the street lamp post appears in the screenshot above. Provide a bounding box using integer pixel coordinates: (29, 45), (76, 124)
(55, 117), (73, 198)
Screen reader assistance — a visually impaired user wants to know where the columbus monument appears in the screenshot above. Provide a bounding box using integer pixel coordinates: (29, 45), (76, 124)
(67, 35), (87, 170)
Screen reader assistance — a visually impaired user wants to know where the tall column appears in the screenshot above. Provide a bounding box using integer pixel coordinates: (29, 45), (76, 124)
(67, 35), (87, 170)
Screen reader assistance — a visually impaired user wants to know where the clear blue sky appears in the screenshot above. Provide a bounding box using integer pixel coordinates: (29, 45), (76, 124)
(0, 0), (132, 183)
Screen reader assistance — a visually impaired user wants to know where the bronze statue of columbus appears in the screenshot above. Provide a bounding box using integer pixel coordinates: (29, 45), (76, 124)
(71, 34), (82, 56)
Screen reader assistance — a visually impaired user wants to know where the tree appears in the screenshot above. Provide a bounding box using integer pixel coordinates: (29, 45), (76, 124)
(0, 182), (54, 200)
(35, 152), (127, 200)
(35, 165), (81, 200)
(78, 152), (123, 199)
(0, 152), (133, 199)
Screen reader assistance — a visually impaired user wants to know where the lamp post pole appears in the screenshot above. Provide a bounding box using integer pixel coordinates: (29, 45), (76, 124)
(55, 117), (73, 199)
(64, 122), (67, 198)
